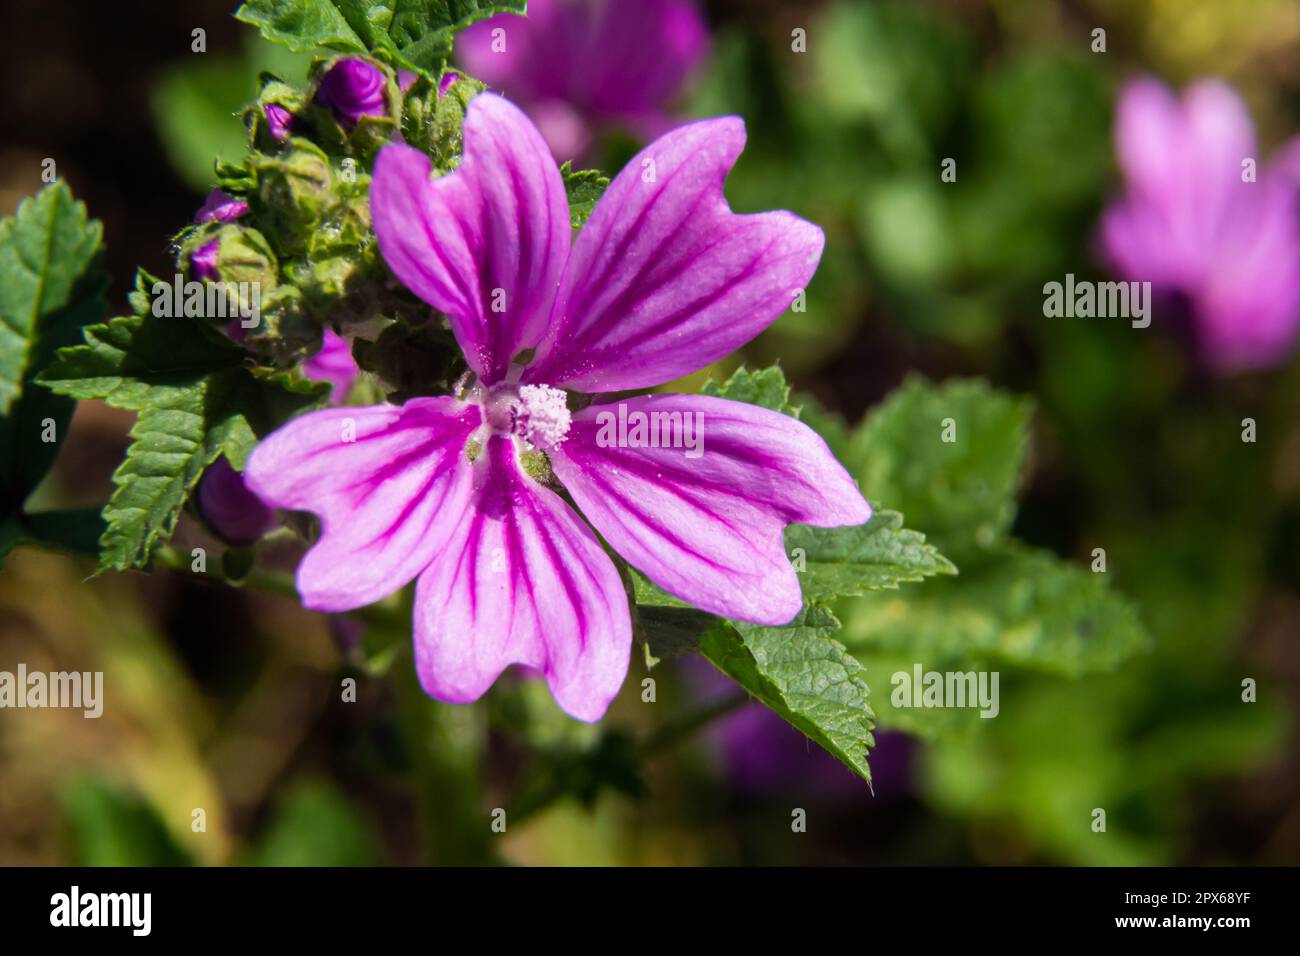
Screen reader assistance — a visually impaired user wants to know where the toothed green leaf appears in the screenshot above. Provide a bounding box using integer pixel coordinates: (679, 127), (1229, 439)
(702, 606), (875, 784)
(39, 277), (327, 570)
(235, 0), (527, 78)
(842, 542), (1149, 678)
(786, 509), (955, 600)
(702, 364), (799, 416)
(0, 183), (107, 507)
(851, 376), (1032, 562)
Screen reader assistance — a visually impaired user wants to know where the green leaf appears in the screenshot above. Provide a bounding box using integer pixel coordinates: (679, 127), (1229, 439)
(786, 509), (955, 601)
(631, 570), (689, 609)
(39, 279), (328, 570)
(631, 571), (874, 783)
(560, 162), (608, 230)
(235, 0), (526, 77)
(39, 284), (244, 408)
(636, 603), (718, 664)
(851, 376), (1031, 560)
(61, 776), (193, 867)
(98, 398), (251, 571)
(626, 363), (909, 783)
(0, 183), (107, 508)
(702, 364), (798, 415)
(245, 781), (380, 866)
(700, 606), (875, 783)
(842, 542), (1149, 678)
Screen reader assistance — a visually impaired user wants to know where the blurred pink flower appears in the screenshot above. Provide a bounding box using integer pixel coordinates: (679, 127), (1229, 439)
(688, 658), (909, 799)
(1101, 77), (1300, 372)
(456, 0), (709, 160)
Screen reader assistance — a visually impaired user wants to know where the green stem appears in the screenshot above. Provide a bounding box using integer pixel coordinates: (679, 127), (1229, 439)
(153, 542), (293, 593)
(393, 665), (494, 865)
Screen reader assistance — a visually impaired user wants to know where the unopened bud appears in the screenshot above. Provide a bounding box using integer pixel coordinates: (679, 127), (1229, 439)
(264, 102), (296, 142)
(190, 238), (220, 281)
(194, 188), (249, 224)
(315, 57), (389, 129)
(197, 457), (274, 545)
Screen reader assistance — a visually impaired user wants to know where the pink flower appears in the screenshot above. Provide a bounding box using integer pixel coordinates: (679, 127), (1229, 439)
(244, 95), (869, 721)
(1101, 77), (1300, 372)
(456, 0), (709, 160)
(302, 328), (359, 403)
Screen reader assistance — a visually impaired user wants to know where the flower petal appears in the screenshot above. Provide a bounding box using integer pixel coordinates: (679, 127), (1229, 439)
(1114, 76), (1187, 201)
(525, 117), (824, 392)
(413, 435), (631, 721)
(1109, 77), (1259, 285)
(550, 394), (870, 624)
(370, 94), (570, 384)
(1199, 172), (1300, 370)
(244, 398), (480, 611)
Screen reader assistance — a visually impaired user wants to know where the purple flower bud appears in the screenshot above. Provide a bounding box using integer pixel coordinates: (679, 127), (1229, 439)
(194, 189), (249, 224)
(398, 69), (419, 93)
(315, 58), (388, 129)
(190, 239), (220, 282)
(438, 70), (460, 99)
(197, 457), (275, 545)
(302, 328), (360, 403)
(264, 102), (296, 142)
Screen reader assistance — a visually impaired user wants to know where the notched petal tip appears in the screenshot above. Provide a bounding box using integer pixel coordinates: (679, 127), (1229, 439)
(527, 113), (827, 393)
(412, 435), (631, 722)
(550, 394), (867, 625)
(244, 400), (479, 613)
(373, 93), (570, 386)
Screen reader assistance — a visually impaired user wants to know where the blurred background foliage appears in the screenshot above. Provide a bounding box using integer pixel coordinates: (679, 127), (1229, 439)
(1, 0), (1298, 865)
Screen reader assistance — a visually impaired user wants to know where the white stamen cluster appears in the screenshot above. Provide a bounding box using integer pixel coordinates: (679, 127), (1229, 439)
(513, 384), (571, 449)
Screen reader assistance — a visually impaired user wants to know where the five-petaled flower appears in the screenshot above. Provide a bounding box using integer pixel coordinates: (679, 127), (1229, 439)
(244, 94), (870, 721)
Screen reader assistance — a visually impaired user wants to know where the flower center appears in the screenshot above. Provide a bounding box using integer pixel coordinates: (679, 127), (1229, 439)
(481, 383), (571, 450)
